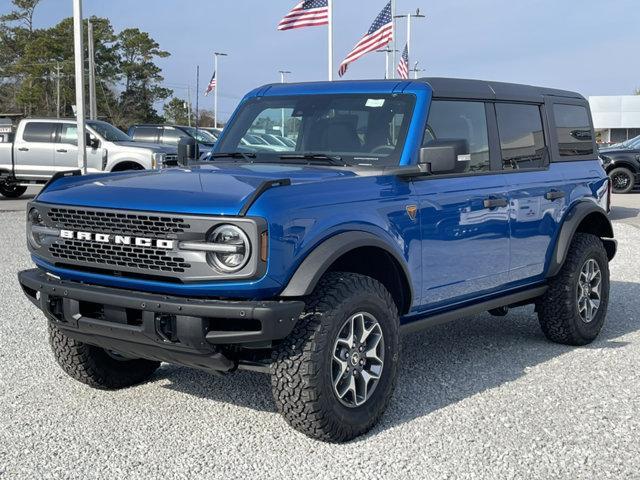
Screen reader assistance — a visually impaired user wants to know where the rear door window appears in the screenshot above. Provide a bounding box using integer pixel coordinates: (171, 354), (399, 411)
(553, 104), (594, 157)
(496, 104), (547, 170)
(423, 100), (490, 173)
(58, 124), (78, 145)
(22, 122), (57, 143)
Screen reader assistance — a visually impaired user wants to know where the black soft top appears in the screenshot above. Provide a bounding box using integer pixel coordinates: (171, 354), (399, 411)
(420, 77), (585, 103)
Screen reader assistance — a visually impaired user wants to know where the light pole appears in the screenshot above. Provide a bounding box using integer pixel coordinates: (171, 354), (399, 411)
(87, 20), (97, 120)
(410, 61), (425, 79)
(72, 0), (87, 173)
(213, 52), (228, 128)
(279, 70), (291, 135)
(395, 8), (426, 71)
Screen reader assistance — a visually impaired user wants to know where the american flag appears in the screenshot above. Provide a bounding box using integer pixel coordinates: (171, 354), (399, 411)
(278, 0), (329, 31)
(204, 71), (216, 96)
(338, 1), (393, 77)
(397, 44), (409, 79)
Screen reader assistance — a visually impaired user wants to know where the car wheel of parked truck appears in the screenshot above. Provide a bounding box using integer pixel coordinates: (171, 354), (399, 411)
(0, 182), (27, 198)
(49, 324), (160, 389)
(609, 167), (635, 194)
(537, 233), (610, 346)
(271, 273), (399, 442)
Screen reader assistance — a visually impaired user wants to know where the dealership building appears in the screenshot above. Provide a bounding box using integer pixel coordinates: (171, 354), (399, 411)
(589, 95), (640, 144)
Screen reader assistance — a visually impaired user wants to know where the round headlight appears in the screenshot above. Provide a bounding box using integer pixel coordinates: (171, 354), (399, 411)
(207, 225), (250, 273)
(27, 207), (44, 249)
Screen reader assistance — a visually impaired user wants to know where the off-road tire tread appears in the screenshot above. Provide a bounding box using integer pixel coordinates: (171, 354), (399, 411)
(271, 272), (398, 442)
(537, 233), (609, 346)
(49, 324), (160, 389)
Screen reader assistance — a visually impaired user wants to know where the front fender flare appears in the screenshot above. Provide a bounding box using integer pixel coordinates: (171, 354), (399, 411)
(547, 201), (615, 278)
(279, 231), (413, 303)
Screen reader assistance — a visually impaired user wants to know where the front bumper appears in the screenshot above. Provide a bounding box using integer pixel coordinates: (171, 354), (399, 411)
(19, 268), (304, 372)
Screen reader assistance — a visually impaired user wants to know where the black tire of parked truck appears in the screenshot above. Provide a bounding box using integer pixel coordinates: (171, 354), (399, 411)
(48, 324), (160, 389)
(537, 233), (610, 346)
(609, 167), (635, 194)
(271, 272), (400, 442)
(0, 182), (27, 198)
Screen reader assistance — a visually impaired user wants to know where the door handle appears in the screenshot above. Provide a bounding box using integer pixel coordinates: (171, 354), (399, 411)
(56, 149), (68, 153)
(483, 197), (508, 209)
(17, 147), (29, 152)
(545, 190), (565, 201)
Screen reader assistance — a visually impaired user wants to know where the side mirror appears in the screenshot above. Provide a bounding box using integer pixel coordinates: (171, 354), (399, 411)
(86, 132), (100, 149)
(177, 137), (198, 167)
(420, 139), (469, 174)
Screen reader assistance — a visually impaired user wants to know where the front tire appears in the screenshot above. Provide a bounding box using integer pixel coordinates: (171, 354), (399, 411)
(537, 233), (610, 346)
(0, 182), (27, 198)
(49, 324), (160, 389)
(609, 167), (635, 194)
(271, 272), (399, 442)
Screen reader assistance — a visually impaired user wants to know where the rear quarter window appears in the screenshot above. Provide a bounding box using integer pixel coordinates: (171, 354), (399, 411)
(553, 104), (594, 157)
(131, 126), (160, 143)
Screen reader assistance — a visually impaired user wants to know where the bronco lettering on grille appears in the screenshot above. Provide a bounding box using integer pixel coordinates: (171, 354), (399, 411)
(59, 230), (175, 250)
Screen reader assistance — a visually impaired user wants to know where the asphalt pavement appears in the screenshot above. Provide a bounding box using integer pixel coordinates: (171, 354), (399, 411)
(0, 195), (638, 479)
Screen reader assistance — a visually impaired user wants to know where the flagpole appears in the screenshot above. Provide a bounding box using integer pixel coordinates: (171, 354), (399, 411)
(391, 0), (396, 79)
(327, 0), (334, 81)
(214, 54), (218, 128)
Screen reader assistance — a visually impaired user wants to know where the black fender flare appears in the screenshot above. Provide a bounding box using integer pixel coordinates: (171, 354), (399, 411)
(547, 201), (616, 278)
(279, 231), (414, 304)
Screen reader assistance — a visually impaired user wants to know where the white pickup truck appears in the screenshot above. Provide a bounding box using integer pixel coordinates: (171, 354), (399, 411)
(0, 118), (178, 198)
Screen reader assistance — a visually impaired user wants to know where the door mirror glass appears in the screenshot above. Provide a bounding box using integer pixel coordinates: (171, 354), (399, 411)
(420, 140), (469, 174)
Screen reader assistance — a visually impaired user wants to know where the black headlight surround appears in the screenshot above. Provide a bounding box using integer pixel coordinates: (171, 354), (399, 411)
(27, 207), (45, 249)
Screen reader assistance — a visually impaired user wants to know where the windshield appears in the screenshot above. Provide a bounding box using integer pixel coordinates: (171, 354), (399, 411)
(216, 94), (416, 166)
(183, 127), (217, 144)
(87, 120), (131, 142)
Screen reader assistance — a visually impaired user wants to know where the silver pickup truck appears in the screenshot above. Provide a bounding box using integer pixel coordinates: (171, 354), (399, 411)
(0, 118), (178, 198)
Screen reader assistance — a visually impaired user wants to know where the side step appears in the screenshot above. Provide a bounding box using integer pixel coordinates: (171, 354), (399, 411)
(400, 286), (547, 335)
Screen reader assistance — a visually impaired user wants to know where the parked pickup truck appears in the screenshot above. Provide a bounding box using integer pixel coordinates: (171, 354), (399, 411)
(0, 118), (178, 198)
(19, 78), (616, 442)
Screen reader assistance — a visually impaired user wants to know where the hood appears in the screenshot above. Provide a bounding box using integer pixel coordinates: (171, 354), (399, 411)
(36, 163), (359, 216)
(114, 141), (178, 154)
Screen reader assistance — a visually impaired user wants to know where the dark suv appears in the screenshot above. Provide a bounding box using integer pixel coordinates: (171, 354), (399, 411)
(20, 78), (616, 442)
(599, 135), (640, 193)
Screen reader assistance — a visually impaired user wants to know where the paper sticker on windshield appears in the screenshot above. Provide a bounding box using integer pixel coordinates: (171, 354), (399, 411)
(366, 99), (385, 108)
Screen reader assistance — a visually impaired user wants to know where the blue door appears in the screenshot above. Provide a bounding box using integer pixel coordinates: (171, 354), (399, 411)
(493, 102), (566, 284)
(414, 100), (511, 310)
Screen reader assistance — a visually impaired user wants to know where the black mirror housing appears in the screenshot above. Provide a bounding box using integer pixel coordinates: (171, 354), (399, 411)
(177, 137), (198, 166)
(420, 139), (469, 174)
(85, 132), (100, 149)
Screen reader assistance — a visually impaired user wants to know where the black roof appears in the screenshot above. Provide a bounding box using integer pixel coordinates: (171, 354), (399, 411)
(420, 77), (584, 102)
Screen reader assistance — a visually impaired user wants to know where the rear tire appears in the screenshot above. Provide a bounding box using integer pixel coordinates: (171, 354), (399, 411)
(271, 272), (399, 442)
(48, 324), (160, 389)
(537, 233), (610, 346)
(0, 182), (27, 198)
(609, 167), (635, 194)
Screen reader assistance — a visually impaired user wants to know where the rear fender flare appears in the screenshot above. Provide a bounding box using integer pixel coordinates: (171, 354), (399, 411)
(547, 201), (615, 278)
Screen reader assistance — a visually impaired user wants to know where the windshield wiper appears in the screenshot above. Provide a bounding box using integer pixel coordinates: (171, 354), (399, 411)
(210, 152), (257, 162)
(278, 153), (346, 166)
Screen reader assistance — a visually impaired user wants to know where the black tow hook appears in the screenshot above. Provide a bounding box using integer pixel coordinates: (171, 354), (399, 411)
(156, 314), (179, 343)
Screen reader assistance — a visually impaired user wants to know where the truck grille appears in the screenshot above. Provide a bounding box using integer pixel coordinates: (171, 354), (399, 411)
(32, 203), (262, 283)
(47, 207), (190, 239)
(49, 239), (192, 273)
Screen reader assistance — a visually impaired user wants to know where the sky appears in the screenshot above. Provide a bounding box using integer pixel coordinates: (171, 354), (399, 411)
(27, 0), (640, 122)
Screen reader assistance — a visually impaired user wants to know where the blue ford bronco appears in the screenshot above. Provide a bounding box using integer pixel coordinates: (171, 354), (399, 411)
(19, 78), (616, 442)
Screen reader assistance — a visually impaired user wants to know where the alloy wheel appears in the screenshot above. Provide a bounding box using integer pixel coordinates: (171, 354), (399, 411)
(577, 258), (602, 323)
(331, 312), (385, 408)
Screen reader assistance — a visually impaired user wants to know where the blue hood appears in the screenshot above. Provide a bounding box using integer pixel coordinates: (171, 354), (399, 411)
(36, 163), (358, 216)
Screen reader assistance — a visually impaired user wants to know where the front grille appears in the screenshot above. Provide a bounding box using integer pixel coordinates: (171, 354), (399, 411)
(47, 207), (191, 239)
(32, 203), (263, 282)
(49, 239), (191, 273)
